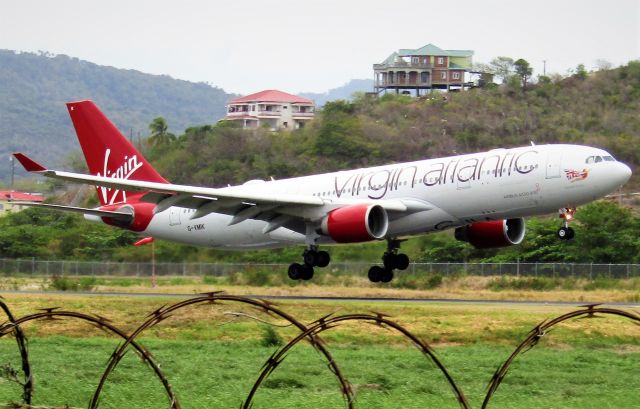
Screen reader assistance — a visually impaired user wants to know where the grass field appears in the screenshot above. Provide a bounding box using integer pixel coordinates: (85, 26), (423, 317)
(0, 338), (638, 409)
(2, 273), (640, 303)
(0, 293), (637, 408)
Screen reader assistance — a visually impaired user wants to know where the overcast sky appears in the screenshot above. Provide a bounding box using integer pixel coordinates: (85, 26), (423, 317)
(1, 0), (638, 95)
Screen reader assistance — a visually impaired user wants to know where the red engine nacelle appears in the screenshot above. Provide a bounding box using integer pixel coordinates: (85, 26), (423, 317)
(454, 218), (526, 249)
(98, 202), (155, 232)
(320, 204), (389, 243)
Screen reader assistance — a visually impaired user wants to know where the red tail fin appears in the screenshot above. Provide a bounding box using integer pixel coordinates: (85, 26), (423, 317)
(66, 101), (168, 205)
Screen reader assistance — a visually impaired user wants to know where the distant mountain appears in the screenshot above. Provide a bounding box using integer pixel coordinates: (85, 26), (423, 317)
(0, 50), (235, 181)
(300, 79), (374, 106)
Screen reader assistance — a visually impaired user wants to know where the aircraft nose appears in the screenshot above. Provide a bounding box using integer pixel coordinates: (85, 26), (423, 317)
(614, 162), (632, 186)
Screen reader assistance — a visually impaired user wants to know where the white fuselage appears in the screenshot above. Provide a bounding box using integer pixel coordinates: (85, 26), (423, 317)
(109, 144), (631, 249)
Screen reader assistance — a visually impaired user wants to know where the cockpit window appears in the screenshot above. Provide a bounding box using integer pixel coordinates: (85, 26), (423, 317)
(586, 155), (608, 163)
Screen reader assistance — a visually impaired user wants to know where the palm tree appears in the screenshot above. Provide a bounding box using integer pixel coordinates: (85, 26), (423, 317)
(149, 117), (176, 146)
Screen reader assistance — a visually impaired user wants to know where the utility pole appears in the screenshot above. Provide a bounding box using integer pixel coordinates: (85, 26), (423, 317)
(9, 156), (15, 188)
(543, 60), (547, 77)
(151, 240), (157, 288)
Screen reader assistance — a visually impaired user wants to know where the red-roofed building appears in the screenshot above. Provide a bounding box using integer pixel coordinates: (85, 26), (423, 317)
(0, 191), (44, 216)
(223, 89), (315, 130)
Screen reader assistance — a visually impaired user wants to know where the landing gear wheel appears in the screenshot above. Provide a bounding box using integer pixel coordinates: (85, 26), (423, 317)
(395, 254), (410, 270)
(288, 263), (303, 280)
(383, 253), (396, 270)
(557, 227), (575, 240)
(380, 268), (394, 283)
(383, 253), (410, 271)
(368, 266), (384, 283)
(301, 264), (314, 280)
(557, 227), (567, 239)
(303, 250), (318, 266)
(316, 251), (331, 268)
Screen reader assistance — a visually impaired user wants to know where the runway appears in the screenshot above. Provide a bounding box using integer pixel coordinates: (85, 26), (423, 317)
(3, 290), (639, 308)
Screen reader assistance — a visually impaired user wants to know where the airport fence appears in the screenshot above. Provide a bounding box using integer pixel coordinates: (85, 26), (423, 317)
(0, 258), (639, 279)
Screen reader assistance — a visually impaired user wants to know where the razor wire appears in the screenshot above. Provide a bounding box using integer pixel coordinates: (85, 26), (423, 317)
(0, 294), (637, 408)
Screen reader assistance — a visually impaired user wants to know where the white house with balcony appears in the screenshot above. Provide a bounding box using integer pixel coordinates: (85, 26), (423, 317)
(223, 89), (315, 130)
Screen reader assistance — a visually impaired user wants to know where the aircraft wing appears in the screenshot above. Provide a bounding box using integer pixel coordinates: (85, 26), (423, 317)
(14, 153), (431, 233)
(13, 153), (323, 207)
(8, 202), (134, 222)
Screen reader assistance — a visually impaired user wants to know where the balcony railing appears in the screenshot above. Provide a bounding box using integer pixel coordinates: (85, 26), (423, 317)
(256, 110), (281, 117)
(292, 112), (315, 117)
(375, 79), (432, 87)
(374, 62), (433, 70)
(226, 111), (253, 117)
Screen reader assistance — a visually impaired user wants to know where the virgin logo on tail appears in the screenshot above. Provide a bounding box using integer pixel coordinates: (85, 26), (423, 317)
(97, 149), (143, 204)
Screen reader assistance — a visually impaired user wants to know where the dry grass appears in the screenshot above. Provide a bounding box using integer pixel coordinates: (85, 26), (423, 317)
(1, 274), (639, 303)
(0, 292), (638, 347)
(104, 280), (640, 304)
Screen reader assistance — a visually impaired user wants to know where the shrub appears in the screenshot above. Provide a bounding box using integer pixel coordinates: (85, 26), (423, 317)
(260, 325), (283, 347)
(48, 276), (96, 291)
(488, 276), (559, 291)
(263, 377), (305, 389)
(392, 273), (443, 290)
(244, 269), (270, 286)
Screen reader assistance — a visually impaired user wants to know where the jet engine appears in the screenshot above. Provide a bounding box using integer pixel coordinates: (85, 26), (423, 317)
(92, 202), (155, 232)
(454, 218), (526, 248)
(320, 204), (388, 243)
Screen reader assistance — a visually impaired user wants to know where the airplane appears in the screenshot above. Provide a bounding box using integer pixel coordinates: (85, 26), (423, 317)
(13, 101), (632, 283)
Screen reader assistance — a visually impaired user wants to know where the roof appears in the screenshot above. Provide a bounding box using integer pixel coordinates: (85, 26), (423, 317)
(392, 43), (474, 58)
(381, 52), (399, 65)
(229, 90), (313, 105)
(402, 44), (445, 56)
(0, 191), (44, 202)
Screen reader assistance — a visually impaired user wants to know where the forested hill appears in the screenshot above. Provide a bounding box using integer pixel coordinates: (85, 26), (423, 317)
(0, 50), (233, 180)
(142, 61), (639, 191)
(300, 79), (373, 106)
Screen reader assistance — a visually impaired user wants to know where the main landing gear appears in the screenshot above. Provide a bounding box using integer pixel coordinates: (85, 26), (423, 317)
(557, 207), (576, 240)
(368, 239), (410, 283)
(288, 246), (331, 281)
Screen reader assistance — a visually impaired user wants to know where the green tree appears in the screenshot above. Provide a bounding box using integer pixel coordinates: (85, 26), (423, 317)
(149, 117), (176, 147)
(488, 56), (515, 83)
(574, 63), (588, 80)
(312, 101), (376, 168)
(571, 201), (639, 263)
(514, 58), (533, 91)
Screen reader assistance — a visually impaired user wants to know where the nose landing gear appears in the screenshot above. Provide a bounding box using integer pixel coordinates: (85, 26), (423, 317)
(288, 246), (331, 281)
(368, 239), (410, 283)
(557, 207), (576, 240)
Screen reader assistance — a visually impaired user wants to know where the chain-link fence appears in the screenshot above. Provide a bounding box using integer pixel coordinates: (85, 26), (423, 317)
(0, 258), (639, 279)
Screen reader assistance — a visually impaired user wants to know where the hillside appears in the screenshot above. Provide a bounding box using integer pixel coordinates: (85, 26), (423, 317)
(139, 62), (639, 192)
(1, 63), (639, 263)
(0, 50), (234, 181)
(300, 79), (374, 106)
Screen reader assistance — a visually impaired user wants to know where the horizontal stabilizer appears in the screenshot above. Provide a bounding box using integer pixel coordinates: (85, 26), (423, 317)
(10, 202), (133, 222)
(13, 153), (46, 172)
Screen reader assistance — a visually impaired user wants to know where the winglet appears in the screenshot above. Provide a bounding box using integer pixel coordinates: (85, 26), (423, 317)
(13, 153), (47, 172)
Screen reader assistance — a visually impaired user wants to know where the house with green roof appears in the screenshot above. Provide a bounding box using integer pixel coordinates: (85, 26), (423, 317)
(373, 44), (474, 95)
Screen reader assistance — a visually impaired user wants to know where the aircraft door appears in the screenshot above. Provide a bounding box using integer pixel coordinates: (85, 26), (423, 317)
(169, 207), (181, 226)
(545, 151), (562, 179)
